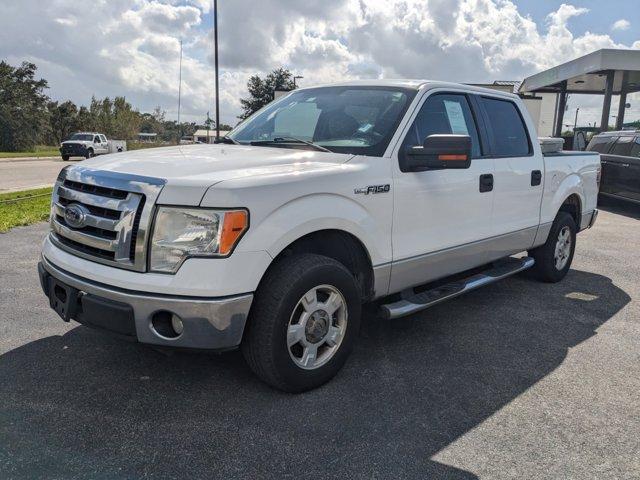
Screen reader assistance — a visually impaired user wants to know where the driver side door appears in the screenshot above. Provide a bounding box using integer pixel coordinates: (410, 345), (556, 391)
(389, 91), (495, 293)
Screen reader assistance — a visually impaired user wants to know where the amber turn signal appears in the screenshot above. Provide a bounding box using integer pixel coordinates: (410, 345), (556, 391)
(438, 154), (468, 161)
(219, 210), (249, 255)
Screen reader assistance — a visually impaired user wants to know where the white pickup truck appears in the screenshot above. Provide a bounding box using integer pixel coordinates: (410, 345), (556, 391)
(60, 132), (126, 161)
(39, 81), (600, 392)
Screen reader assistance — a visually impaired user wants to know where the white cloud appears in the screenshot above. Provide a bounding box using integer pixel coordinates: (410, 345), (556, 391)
(0, 0), (638, 127)
(611, 19), (630, 31)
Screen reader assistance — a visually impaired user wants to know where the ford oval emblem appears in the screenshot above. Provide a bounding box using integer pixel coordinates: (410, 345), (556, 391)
(64, 203), (89, 229)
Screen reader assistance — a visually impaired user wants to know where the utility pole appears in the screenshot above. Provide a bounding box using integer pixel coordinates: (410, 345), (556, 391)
(177, 38), (183, 144)
(573, 107), (579, 131)
(213, 0), (220, 142)
(206, 111), (211, 144)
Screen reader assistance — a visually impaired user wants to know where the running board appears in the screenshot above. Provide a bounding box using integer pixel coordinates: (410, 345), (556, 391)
(380, 257), (535, 319)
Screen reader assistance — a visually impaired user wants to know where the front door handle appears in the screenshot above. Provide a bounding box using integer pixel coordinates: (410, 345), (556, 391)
(479, 174), (493, 193)
(531, 170), (542, 186)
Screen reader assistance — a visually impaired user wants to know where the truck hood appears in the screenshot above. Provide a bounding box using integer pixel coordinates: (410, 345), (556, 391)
(73, 144), (355, 205)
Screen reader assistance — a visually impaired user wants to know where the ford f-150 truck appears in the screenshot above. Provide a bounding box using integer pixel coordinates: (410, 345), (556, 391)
(60, 132), (126, 161)
(38, 81), (600, 392)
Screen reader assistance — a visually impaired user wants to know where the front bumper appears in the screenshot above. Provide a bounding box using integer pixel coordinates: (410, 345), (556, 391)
(38, 256), (253, 350)
(60, 143), (89, 157)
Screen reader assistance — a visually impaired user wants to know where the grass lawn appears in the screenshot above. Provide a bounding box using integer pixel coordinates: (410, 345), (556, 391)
(0, 146), (60, 159)
(0, 187), (53, 232)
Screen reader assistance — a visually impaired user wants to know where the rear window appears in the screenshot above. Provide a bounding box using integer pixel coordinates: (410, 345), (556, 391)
(609, 136), (635, 157)
(480, 97), (530, 157)
(586, 136), (615, 153)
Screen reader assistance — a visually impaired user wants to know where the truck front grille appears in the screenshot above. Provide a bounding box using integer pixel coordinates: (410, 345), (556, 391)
(49, 167), (165, 272)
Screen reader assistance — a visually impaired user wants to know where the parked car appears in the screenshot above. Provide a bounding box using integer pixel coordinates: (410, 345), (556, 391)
(38, 81), (601, 392)
(586, 130), (640, 204)
(60, 132), (126, 161)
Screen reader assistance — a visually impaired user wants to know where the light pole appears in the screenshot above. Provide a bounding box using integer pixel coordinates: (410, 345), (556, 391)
(573, 107), (579, 131)
(213, 0), (220, 142)
(293, 75), (303, 88)
(177, 38), (183, 144)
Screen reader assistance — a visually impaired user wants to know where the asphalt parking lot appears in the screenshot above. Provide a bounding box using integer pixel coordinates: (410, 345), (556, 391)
(1, 199), (639, 479)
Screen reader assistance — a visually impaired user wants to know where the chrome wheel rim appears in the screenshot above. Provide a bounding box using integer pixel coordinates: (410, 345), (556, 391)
(554, 226), (572, 270)
(287, 284), (348, 370)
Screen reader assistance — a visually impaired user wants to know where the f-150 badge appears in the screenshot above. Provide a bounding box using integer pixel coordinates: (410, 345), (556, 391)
(354, 184), (390, 195)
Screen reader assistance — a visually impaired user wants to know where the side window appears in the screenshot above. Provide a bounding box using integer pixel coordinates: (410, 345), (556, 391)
(100, 135), (107, 143)
(609, 136), (634, 157)
(94, 136), (100, 143)
(480, 97), (530, 157)
(402, 93), (481, 158)
(586, 136), (615, 153)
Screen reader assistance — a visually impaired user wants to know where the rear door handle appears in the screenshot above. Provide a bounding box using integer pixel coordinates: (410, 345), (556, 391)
(479, 174), (493, 193)
(531, 170), (542, 186)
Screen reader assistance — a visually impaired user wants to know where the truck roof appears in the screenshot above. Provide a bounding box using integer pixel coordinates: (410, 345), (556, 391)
(297, 79), (520, 99)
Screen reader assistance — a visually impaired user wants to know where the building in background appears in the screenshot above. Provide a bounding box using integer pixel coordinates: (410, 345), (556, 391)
(137, 132), (158, 143)
(193, 129), (231, 143)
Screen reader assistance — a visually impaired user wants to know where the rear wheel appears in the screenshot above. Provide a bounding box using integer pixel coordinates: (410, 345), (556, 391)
(242, 254), (361, 392)
(529, 212), (577, 283)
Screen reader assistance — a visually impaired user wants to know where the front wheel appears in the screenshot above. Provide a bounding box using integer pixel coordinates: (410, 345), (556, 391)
(85, 149), (94, 159)
(61, 155), (70, 161)
(242, 254), (362, 392)
(528, 212), (577, 283)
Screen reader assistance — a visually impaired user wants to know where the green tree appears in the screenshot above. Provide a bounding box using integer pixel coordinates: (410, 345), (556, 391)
(47, 100), (79, 143)
(85, 96), (141, 140)
(238, 67), (296, 120)
(0, 61), (50, 151)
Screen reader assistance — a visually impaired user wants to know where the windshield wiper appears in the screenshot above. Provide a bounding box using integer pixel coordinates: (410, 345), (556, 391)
(250, 137), (331, 153)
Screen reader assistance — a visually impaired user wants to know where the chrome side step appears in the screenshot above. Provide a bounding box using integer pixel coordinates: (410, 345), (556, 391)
(380, 257), (535, 319)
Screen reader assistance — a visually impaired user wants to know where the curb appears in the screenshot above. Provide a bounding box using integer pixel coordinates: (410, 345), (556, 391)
(0, 156), (63, 163)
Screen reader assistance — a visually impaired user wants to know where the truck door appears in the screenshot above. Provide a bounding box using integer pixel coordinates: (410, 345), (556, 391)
(99, 135), (109, 154)
(475, 95), (543, 259)
(389, 91), (494, 293)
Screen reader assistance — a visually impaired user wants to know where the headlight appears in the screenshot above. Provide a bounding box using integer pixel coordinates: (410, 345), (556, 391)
(149, 207), (248, 273)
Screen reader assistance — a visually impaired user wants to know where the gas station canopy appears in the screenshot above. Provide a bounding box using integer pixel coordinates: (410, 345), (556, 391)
(519, 49), (640, 135)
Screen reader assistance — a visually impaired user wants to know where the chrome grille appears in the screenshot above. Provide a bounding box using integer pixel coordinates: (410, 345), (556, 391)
(50, 166), (165, 271)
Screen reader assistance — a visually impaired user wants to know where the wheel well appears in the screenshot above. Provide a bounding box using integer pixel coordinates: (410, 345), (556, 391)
(271, 230), (374, 301)
(559, 194), (582, 226)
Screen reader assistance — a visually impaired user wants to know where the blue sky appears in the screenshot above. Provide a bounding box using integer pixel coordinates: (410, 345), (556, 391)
(0, 0), (638, 126)
(516, 0), (636, 43)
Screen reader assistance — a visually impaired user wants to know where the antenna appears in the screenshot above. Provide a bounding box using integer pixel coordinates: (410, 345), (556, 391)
(177, 38), (183, 143)
(214, 0), (220, 141)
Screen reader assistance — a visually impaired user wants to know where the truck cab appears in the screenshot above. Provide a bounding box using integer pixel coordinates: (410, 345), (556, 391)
(39, 81), (601, 392)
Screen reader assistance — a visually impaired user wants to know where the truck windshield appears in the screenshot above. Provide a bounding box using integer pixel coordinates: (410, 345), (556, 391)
(69, 134), (94, 141)
(228, 86), (417, 156)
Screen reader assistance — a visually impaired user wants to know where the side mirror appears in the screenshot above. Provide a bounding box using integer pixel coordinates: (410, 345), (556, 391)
(403, 134), (472, 172)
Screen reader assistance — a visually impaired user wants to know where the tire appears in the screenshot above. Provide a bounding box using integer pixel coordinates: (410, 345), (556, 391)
(85, 149), (94, 159)
(242, 254), (362, 392)
(528, 212), (577, 283)
(62, 155), (70, 161)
